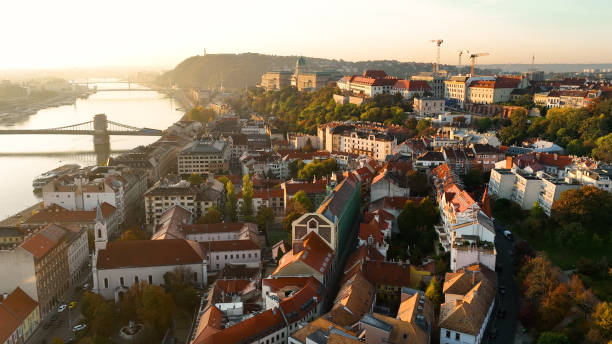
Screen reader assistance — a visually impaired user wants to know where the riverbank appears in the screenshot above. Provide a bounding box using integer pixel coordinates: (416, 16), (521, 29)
(0, 91), (93, 126)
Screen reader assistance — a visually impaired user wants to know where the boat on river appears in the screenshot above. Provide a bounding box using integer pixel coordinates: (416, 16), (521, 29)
(32, 164), (80, 190)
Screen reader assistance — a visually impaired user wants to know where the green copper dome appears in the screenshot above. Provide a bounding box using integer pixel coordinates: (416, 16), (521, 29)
(296, 56), (306, 67)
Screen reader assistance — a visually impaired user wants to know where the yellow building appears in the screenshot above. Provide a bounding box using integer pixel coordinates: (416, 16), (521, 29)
(0, 287), (40, 344)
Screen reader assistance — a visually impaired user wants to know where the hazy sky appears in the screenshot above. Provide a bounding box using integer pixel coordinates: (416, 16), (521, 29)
(2, 0), (611, 70)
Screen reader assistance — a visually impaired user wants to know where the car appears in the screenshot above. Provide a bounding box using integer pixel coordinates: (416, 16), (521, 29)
(69, 301), (78, 309)
(83, 283), (90, 289)
(73, 324), (87, 332)
(503, 230), (513, 240)
(57, 304), (67, 313)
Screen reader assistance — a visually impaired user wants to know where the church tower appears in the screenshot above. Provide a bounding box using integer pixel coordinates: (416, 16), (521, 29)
(94, 203), (108, 252)
(292, 56), (306, 90)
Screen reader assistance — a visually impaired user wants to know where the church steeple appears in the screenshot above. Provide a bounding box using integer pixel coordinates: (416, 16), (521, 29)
(94, 202), (108, 251)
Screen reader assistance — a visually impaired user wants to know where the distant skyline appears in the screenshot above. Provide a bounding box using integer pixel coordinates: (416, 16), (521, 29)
(3, 0), (612, 70)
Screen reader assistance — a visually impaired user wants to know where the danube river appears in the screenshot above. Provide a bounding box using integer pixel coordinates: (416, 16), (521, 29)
(0, 82), (183, 219)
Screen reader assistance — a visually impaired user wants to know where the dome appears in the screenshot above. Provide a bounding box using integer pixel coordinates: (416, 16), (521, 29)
(296, 56), (306, 67)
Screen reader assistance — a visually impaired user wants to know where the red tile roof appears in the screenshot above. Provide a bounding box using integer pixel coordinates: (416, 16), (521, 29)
(445, 184), (477, 213)
(363, 261), (413, 287)
(194, 308), (285, 344)
(0, 287), (38, 343)
(20, 232), (58, 259)
(536, 153), (573, 168)
(203, 239), (260, 252)
(383, 196), (425, 210)
(214, 279), (252, 294)
(237, 188), (284, 200)
(358, 222), (384, 245)
(283, 180), (327, 196)
(262, 276), (312, 291)
(273, 232), (334, 276)
(363, 70), (388, 78)
(393, 79), (432, 92)
(96, 239), (207, 269)
(181, 222), (250, 235)
(24, 202), (116, 225)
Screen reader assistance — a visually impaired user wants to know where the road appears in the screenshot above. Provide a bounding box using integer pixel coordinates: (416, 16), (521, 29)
(482, 220), (519, 344)
(26, 272), (91, 344)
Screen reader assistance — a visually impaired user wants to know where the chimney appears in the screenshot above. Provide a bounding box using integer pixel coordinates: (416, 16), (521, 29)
(553, 153), (558, 160)
(505, 156), (513, 169)
(2, 293), (8, 301)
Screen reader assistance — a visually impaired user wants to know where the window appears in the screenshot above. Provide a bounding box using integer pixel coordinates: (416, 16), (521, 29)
(148, 275), (153, 284)
(193, 272), (197, 282)
(446, 330), (450, 338)
(104, 278), (108, 288)
(225, 255), (228, 259)
(455, 333), (460, 340)
(134, 276), (139, 283)
(97, 229), (102, 239)
(120, 277), (124, 286)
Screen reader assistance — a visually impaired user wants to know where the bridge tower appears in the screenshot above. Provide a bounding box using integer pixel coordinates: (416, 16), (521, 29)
(93, 114), (110, 166)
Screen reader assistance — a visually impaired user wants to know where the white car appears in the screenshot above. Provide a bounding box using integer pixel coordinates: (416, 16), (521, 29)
(57, 304), (67, 313)
(73, 324), (87, 332)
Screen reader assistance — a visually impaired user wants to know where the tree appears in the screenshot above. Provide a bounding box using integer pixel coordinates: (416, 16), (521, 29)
(81, 291), (106, 321)
(539, 283), (571, 327)
(187, 173), (204, 186)
(297, 159), (338, 180)
(118, 226), (148, 241)
(196, 207), (222, 224)
(52, 338), (64, 344)
(163, 268), (200, 312)
(463, 168), (485, 192)
(302, 138), (314, 152)
(592, 133), (612, 163)
(225, 181), (237, 221)
(216, 176), (230, 187)
(425, 277), (442, 306)
(282, 211), (302, 232)
(120, 282), (175, 337)
(520, 255), (560, 304)
(591, 301), (612, 341)
(81, 292), (115, 337)
(240, 174), (254, 220)
(536, 332), (570, 344)
(416, 119), (433, 135)
(255, 206), (275, 233)
(405, 170), (430, 196)
(551, 185), (612, 236)
(292, 191), (312, 212)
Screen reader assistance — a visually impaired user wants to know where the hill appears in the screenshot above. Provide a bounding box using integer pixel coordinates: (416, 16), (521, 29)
(157, 53), (500, 90)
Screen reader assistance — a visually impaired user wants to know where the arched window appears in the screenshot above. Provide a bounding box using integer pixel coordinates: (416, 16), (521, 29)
(97, 229), (102, 239)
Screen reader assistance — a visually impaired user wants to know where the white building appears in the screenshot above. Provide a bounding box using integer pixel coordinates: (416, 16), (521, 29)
(414, 97), (445, 115)
(339, 132), (396, 161)
(370, 170), (410, 203)
(449, 213), (496, 272)
(391, 80), (432, 99)
(337, 70), (397, 98)
(42, 175), (126, 223)
(201, 240), (261, 272)
(488, 168), (516, 199)
(439, 264), (496, 344)
(178, 139), (231, 175)
(537, 174), (580, 216)
(92, 215), (208, 301)
(566, 165), (612, 192)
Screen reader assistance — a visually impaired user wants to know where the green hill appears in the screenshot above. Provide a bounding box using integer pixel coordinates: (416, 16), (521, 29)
(157, 52), (499, 90)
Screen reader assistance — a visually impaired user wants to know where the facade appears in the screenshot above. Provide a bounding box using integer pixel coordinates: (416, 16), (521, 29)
(415, 151), (446, 170)
(444, 76), (470, 108)
(0, 225), (71, 316)
(236, 188), (285, 216)
(511, 172), (541, 210)
(201, 240), (261, 272)
(391, 80), (432, 99)
(260, 71), (293, 91)
(144, 178), (223, 225)
(414, 97), (445, 115)
(0, 227), (25, 250)
(370, 170), (410, 203)
(0, 287), (40, 344)
(42, 175), (126, 223)
(93, 230), (208, 301)
(178, 140), (231, 174)
(411, 73), (446, 99)
(470, 144), (504, 172)
(537, 174), (580, 216)
(337, 70), (398, 97)
(291, 57), (334, 91)
(467, 77), (522, 104)
(339, 131), (396, 161)
(566, 164), (612, 192)
(488, 168), (516, 199)
(439, 265), (496, 344)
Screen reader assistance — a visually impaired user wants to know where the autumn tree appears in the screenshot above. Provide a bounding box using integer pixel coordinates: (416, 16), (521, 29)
(292, 191), (313, 212)
(240, 174), (254, 220)
(187, 173), (205, 186)
(551, 185), (612, 236)
(163, 268), (200, 312)
(196, 207), (222, 224)
(405, 170), (430, 196)
(592, 133), (612, 163)
(590, 301), (612, 342)
(425, 277), (442, 311)
(255, 206), (275, 233)
(225, 181), (237, 221)
(118, 226), (148, 241)
(120, 282), (176, 337)
(81, 292), (116, 337)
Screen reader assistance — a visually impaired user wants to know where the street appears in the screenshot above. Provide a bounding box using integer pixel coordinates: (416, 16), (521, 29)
(26, 272), (91, 344)
(482, 220), (519, 344)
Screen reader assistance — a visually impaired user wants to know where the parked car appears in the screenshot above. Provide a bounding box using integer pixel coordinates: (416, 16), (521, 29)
(57, 304), (67, 313)
(73, 324), (87, 332)
(69, 301), (78, 309)
(83, 283), (90, 289)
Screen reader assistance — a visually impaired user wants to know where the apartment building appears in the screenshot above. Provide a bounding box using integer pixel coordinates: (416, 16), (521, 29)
(391, 79), (432, 99)
(178, 139), (231, 174)
(444, 76), (470, 108)
(538, 174), (580, 216)
(511, 172), (541, 210)
(337, 70), (398, 97)
(260, 71), (293, 91)
(0, 287), (40, 344)
(414, 97), (445, 115)
(411, 73), (446, 99)
(467, 77), (522, 104)
(566, 164), (612, 192)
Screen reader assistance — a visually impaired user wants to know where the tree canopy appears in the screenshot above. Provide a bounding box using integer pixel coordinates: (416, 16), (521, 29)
(297, 158), (338, 180)
(196, 207), (222, 224)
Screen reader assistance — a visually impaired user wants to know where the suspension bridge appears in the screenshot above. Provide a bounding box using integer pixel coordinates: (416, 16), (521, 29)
(0, 114), (163, 136)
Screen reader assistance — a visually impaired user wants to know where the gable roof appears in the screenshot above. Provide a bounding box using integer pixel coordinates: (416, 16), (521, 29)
(272, 232), (334, 276)
(0, 287), (38, 343)
(96, 239), (206, 269)
(24, 202), (116, 225)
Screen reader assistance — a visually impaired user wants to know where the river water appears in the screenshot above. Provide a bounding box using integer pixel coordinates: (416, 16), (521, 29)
(0, 82), (183, 219)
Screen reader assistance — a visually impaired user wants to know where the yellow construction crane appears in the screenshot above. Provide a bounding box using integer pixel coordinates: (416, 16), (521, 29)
(469, 52), (489, 75)
(430, 39), (443, 74)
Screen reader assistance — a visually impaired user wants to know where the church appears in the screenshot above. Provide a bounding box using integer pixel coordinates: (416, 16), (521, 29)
(91, 205), (208, 301)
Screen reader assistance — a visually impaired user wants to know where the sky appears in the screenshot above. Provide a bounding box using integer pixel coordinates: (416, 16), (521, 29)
(2, 0), (611, 70)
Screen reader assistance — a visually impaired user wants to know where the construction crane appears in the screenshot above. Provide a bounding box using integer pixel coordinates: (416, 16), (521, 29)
(469, 52), (490, 75)
(430, 39), (443, 74)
